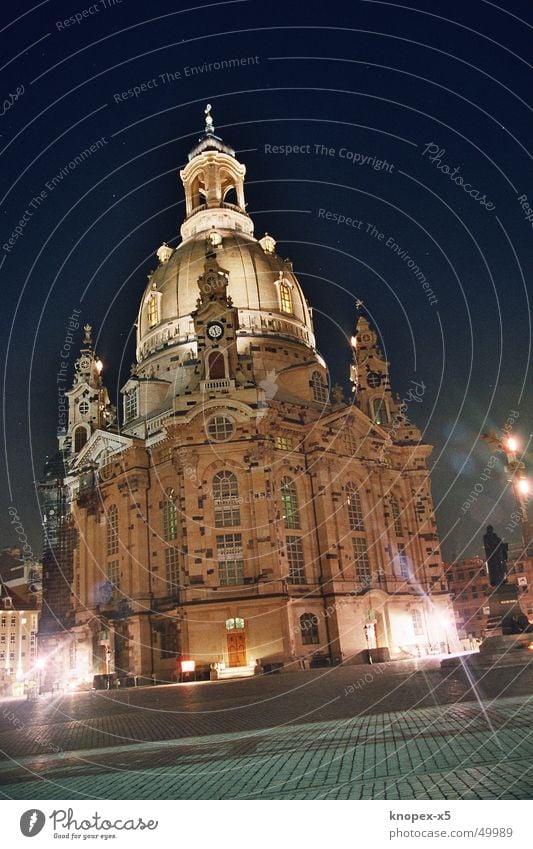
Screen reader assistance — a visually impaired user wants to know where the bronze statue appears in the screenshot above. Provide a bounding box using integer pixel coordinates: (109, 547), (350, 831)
(483, 525), (508, 587)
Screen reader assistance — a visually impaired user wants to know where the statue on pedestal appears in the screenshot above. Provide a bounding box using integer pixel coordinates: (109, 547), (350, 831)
(483, 525), (508, 587)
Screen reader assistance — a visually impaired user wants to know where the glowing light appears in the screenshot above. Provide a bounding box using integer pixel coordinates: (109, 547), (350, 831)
(527, 643), (533, 652)
(517, 478), (530, 495)
(506, 435), (519, 452)
(35, 658), (46, 670)
(181, 660), (195, 673)
(95, 358), (103, 373)
(350, 336), (358, 348)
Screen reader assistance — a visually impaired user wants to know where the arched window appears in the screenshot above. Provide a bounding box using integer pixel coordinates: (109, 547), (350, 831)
(373, 398), (389, 425)
(311, 371), (328, 403)
(390, 495), (403, 536)
(163, 499), (178, 541)
(107, 505), (118, 556)
(280, 477), (300, 529)
(74, 426), (87, 453)
(300, 613), (319, 645)
(397, 543), (409, 580)
(279, 280), (292, 314)
(208, 350), (225, 380)
(213, 470), (241, 527)
(346, 484), (364, 532)
(148, 296), (159, 328)
(125, 389), (138, 422)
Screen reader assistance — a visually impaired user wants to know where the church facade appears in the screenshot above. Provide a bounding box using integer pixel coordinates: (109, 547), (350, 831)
(38, 110), (458, 689)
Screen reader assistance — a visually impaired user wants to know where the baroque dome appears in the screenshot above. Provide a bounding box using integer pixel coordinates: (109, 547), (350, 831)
(135, 109), (315, 368)
(136, 231), (315, 364)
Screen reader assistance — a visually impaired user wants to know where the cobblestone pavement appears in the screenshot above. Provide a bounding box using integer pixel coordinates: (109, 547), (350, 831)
(0, 659), (532, 799)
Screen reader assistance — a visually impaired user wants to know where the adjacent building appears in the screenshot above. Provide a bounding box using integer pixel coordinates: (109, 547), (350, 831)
(38, 110), (459, 689)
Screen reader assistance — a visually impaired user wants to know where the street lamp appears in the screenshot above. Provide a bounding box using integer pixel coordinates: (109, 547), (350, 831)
(481, 430), (532, 549)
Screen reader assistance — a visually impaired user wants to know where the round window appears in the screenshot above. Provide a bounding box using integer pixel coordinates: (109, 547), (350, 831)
(79, 401), (90, 416)
(206, 415), (234, 442)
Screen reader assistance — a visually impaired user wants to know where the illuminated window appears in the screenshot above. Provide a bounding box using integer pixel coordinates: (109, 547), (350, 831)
(280, 280), (292, 314)
(226, 617), (245, 630)
(347, 485), (364, 532)
(300, 613), (319, 645)
(163, 499), (178, 541)
(311, 371), (328, 403)
(107, 559), (120, 601)
(373, 398), (389, 425)
(165, 548), (180, 592)
(286, 535), (306, 584)
(398, 543), (409, 580)
(390, 496), (403, 536)
(207, 415), (234, 442)
(125, 390), (138, 422)
(217, 533), (244, 586)
(107, 505), (119, 556)
(411, 608), (424, 636)
(213, 471), (241, 528)
(275, 435), (294, 452)
(352, 537), (370, 581)
(281, 477), (300, 529)
(148, 296), (159, 328)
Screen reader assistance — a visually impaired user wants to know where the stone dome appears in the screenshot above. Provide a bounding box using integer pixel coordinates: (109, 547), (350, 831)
(136, 229), (315, 364)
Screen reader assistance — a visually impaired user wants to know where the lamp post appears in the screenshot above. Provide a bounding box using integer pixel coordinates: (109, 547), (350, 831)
(481, 431), (532, 550)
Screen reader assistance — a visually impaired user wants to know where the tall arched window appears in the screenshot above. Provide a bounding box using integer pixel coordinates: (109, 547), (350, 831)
(373, 398), (389, 425)
(213, 470), (241, 528)
(107, 505), (118, 556)
(300, 613), (319, 645)
(280, 477), (300, 529)
(163, 499), (178, 541)
(390, 495), (403, 536)
(346, 484), (364, 532)
(208, 350), (226, 380)
(148, 296), (159, 328)
(311, 371), (328, 403)
(280, 280), (292, 314)
(74, 426), (87, 453)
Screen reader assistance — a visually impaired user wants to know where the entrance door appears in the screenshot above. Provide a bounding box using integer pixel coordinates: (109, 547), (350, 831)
(227, 632), (246, 667)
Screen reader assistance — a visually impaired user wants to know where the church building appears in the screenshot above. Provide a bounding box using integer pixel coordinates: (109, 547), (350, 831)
(38, 108), (458, 689)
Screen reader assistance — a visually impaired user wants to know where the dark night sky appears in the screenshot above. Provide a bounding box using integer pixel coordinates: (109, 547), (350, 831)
(0, 0), (531, 563)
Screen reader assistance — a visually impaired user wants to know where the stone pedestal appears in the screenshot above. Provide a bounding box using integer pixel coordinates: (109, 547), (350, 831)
(441, 583), (533, 670)
(485, 583), (524, 636)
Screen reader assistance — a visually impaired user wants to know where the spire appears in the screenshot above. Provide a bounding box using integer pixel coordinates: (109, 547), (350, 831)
(58, 323), (115, 456)
(350, 309), (392, 426)
(204, 103), (215, 135)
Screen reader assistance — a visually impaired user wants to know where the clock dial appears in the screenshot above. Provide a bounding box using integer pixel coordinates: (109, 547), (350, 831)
(79, 357), (91, 370)
(206, 321), (224, 340)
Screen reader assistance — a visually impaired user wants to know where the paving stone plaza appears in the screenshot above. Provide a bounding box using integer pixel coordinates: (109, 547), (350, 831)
(1, 659), (532, 800)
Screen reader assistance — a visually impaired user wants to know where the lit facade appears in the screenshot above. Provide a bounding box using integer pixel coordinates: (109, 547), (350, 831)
(39, 112), (458, 688)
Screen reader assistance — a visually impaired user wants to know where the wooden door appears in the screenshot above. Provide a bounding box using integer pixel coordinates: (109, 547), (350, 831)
(227, 632), (246, 667)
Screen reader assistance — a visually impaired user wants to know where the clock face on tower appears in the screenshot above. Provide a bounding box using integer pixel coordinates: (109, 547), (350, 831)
(79, 357), (91, 371)
(367, 370), (383, 388)
(206, 321), (224, 341)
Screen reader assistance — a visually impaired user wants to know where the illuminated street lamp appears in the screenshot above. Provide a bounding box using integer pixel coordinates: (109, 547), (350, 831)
(481, 430), (532, 549)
